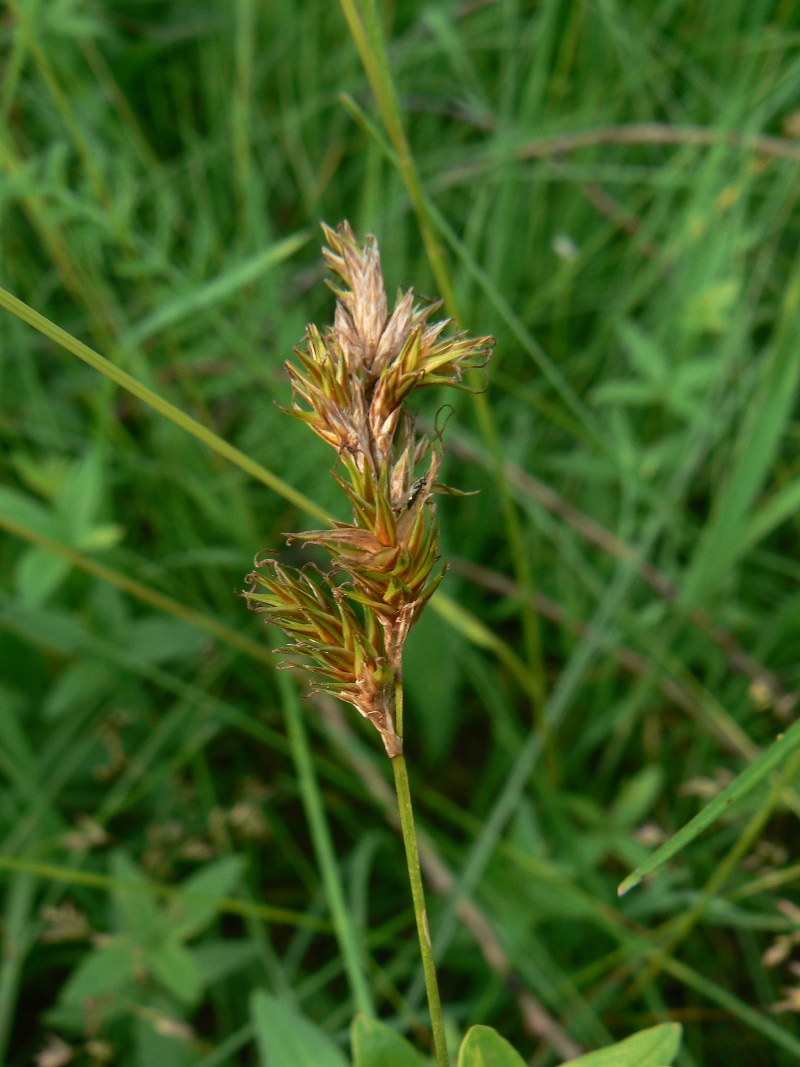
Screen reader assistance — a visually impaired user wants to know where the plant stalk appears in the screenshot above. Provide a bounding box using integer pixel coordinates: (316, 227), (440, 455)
(391, 682), (449, 1066)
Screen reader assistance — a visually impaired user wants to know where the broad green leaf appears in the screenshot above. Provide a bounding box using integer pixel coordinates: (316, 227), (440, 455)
(167, 855), (246, 940)
(2, 604), (88, 656)
(610, 766), (663, 827)
(458, 1025), (526, 1067)
(618, 716), (800, 895)
(683, 278), (739, 334)
(11, 453), (71, 501)
(43, 661), (112, 719)
(617, 321), (667, 383)
(251, 992), (349, 1067)
(135, 1015), (195, 1067)
(58, 450), (104, 541)
(15, 546), (70, 607)
(60, 940), (136, 1005)
(126, 617), (208, 665)
(110, 851), (164, 942)
(39, 0), (108, 40)
(192, 939), (258, 985)
(0, 485), (57, 538)
(147, 937), (205, 1005)
(352, 1014), (430, 1066)
(561, 1023), (681, 1066)
(75, 522), (124, 551)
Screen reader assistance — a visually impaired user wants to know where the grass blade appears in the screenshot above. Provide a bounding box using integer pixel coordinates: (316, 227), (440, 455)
(123, 231), (311, 347)
(618, 715), (800, 896)
(0, 285), (329, 523)
(681, 257), (800, 606)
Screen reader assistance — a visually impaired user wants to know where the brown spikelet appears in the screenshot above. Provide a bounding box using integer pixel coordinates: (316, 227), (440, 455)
(243, 222), (494, 756)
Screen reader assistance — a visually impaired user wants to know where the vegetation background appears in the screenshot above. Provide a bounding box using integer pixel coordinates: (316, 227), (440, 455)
(2, 0), (800, 1064)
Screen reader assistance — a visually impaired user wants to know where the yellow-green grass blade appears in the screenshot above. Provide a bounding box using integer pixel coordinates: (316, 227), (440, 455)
(0, 284), (329, 524)
(0, 854), (326, 931)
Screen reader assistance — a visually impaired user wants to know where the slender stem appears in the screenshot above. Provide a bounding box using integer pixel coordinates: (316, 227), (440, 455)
(276, 670), (375, 1018)
(391, 683), (449, 1066)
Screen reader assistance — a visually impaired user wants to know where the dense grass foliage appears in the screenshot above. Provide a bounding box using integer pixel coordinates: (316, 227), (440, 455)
(2, 1), (800, 1063)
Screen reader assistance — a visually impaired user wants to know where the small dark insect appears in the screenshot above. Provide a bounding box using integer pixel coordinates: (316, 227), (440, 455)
(401, 477), (427, 511)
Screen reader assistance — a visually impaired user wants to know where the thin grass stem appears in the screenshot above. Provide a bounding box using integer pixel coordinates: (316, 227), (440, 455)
(391, 681), (449, 1067)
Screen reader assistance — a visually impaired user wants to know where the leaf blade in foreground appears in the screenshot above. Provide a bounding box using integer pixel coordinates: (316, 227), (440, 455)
(561, 1023), (681, 1066)
(458, 1025), (526, 1067)
(352, 1014), (429, 1066)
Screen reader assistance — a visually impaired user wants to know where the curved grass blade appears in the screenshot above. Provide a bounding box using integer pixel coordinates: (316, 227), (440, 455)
(618, 714), (800, 896)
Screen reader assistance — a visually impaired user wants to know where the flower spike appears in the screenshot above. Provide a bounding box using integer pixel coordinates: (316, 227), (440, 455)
(243, 222), (494, 757)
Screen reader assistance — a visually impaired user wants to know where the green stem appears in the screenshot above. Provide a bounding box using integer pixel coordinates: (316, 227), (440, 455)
(276, 670), (374, 1018)
(391, 683), (449, 1066)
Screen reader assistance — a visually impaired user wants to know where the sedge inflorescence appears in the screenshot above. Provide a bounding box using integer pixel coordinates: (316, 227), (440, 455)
(244, 222), (493, 758)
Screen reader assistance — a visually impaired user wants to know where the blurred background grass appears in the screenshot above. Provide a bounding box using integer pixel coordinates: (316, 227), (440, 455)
(3, 0), (800, 1063)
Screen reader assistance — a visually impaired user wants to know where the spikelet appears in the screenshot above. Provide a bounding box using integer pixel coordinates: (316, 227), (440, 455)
(244, 222), (494, 757)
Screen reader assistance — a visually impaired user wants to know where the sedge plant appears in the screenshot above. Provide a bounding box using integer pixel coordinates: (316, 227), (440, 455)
(243, 223), (682, 1067)
(244, 221), (490, 1065)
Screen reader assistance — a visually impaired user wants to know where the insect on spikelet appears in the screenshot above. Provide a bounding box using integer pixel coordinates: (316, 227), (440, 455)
(243, 222), (494, 757)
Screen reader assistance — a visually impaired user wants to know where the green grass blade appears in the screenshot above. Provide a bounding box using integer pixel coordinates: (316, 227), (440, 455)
(123, 231), (311, 347)
(0, 286), (329, 523)
(0, 855), (326, 931)
(276, 669), (375, 1018)
(681, 257), (800, 606)
(618, 714), (800, 896)
(733, 475), (800, 559)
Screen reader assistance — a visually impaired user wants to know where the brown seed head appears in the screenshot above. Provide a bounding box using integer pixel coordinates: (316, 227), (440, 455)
(245, 222), (494, 755)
